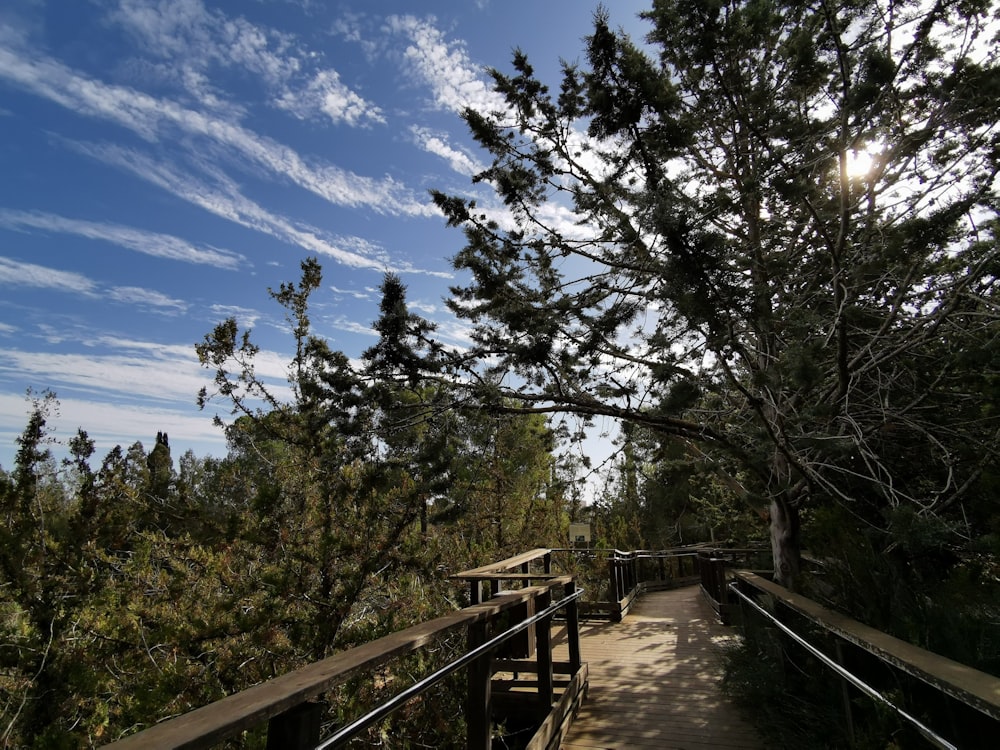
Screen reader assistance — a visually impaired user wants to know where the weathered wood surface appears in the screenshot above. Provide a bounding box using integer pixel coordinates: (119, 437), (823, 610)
(554, 586), (761, 749)
(452, 548), (552, 578)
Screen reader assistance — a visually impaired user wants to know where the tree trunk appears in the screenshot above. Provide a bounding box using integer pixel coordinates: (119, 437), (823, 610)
(769, 496), (801, 591)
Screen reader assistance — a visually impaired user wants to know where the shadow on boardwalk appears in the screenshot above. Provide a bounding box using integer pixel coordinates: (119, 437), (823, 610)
(554, 586), (761, 750)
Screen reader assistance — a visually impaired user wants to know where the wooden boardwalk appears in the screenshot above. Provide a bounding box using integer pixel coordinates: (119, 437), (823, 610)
(554, 586), (762, 749)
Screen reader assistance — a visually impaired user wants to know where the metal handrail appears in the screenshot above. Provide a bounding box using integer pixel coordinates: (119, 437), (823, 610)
(729, 583), (957, 750)
(316, 585), (586, 750)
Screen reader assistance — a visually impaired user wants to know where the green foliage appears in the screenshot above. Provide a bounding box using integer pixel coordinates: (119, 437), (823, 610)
(328, 632), (467, 748)
(590, 423), (765, 549)
(428, 406), (567, 569)
(0, 258), (572, 747)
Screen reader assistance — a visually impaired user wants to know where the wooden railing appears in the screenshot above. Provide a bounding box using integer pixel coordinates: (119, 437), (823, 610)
(578, 547), (768, 622)
(600, 549), (699, 620)
(455, 547), (556, 606)
(544, 546), (765, 621)
(731, 571), (1000, 748)
(451, 546), (702, 621)
(465, 546), (768, 622)
(693, 549), (769, 623)
(105, 561), (586, 750)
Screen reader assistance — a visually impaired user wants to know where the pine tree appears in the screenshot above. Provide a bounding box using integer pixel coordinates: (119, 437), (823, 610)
(400, 0), (1000, 588)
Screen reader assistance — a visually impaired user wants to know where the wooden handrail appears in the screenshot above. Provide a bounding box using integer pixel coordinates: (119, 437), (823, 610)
(452, 548), (553, 578)
(734, 571), (1000, 723)
(453, 549), (555, 605)
(452, 573), (559, 581)
(105, 577), (577, 749)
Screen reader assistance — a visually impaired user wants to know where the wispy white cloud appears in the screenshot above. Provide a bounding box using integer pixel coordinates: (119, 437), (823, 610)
(36, 324), (70, 346)
(0, 255), (193, 317)
(329, 12), (384, 63)
(331, 14), (363, 43)
(209, 304), (262, 329)
(386, 15), (503, 114)
(0, 322), (17, 335)
(0, 336), (291, 409)
(108, 0), (385, 127)
(108, 0), (295, 81)
(0, 209), (245, 269)
(0, 327), (308, 466)
(409, 300), (439, 315)
(0, 256), (98, 296)
(0, 345), (205, 407)
(67, 140), (451, 277)
(411, 125), (482, 176)
(329, 285), (371, 300)
(329, 316), (374, 336)
(276, 68), (385, 126)
(108, 285), (188, 313)
(0, 33), (429, 216)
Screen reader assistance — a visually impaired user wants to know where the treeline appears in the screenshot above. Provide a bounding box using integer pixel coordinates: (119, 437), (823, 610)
(0, 266), (579, 747)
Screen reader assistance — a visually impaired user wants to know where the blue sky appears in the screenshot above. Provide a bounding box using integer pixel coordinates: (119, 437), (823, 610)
(0, 0), (650, 471)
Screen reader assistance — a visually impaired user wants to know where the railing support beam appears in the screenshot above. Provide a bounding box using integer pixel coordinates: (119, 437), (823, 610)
(535, 589), (554, 722)
(466, 620), (492, 750)
(565, 580), (582, 676)
(266, 701), (322, 750)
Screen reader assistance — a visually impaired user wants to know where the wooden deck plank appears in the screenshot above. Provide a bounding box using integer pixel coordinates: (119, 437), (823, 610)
(554, 586), (762, 750)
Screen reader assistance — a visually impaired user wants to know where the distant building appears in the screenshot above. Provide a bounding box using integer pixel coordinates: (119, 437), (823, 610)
(569, 522), (591, 548)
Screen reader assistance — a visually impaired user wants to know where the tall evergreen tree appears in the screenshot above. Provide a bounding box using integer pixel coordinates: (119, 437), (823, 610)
(146, 431), (173, 505)
(390, 0), (1000, 587)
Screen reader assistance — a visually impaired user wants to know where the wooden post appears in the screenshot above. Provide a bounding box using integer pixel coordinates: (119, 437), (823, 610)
(565, 580), (582, 676)
(535, 589), (554, 722)
(505, 598), (535, 659)
(466, 619), (492, 750)
(470, 580), (481, 606)
(266, 701), (322, 750)
(521, 561), (530, 589)
(543, 551), (552, 574)
(697, 552), (712, 594)
(625, 554), (632, 595)
(609, 557), (623, 621)
(713, 558), (730, 624)
(735, 574), (747, 630)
